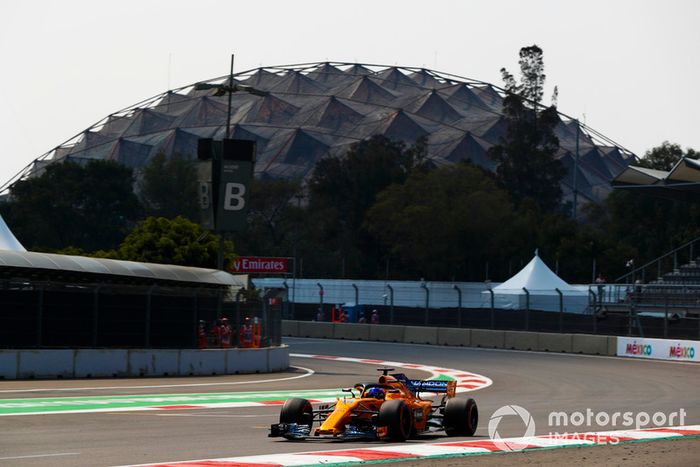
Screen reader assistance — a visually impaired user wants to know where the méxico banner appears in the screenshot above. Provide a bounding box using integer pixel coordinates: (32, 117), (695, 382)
(617, 336), (699, 362)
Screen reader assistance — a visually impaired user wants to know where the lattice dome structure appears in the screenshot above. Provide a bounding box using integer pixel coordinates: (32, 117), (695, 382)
(3, 62), (637, 204)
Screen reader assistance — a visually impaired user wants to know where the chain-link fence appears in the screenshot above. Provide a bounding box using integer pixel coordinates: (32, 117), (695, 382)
(257, 278), (700, 340)
(0, 280), (283, 349)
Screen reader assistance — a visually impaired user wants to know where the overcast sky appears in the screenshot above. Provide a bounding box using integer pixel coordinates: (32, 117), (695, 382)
(0, 0), (697, 186)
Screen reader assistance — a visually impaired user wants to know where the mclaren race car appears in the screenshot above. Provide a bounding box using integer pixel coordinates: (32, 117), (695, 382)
(269, 368), (478, 441)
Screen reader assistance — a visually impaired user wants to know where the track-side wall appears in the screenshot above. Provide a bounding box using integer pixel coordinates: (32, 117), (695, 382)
(0, 346), (290, 379)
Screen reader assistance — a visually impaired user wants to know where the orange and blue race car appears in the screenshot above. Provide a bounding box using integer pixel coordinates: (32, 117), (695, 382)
(269, 368), (478, 441)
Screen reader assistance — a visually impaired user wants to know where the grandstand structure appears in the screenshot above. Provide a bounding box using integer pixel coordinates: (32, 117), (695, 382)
(2, 62), (636, 206)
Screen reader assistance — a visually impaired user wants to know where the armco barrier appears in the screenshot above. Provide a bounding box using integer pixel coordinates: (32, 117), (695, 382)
(404, 326), (438, 345)
(537, 333), (573, 353)
(0, 346), (289, 380)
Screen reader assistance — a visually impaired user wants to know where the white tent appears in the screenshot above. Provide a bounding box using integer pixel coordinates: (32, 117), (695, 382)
(482, 253), (590, 313)
(0, 215), (26, 251)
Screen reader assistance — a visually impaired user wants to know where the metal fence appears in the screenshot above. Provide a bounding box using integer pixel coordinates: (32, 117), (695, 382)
(255, 278), (700, 340)
(0, 280), (282, 349)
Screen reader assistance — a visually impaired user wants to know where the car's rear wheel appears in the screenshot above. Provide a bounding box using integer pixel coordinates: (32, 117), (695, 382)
(444, 397), (478, 436)
(377, 400), (412, 441)
(280, 397), (313, 427)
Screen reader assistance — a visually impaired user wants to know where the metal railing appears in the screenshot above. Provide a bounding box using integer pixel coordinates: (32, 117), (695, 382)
(615, 236), (700, 284)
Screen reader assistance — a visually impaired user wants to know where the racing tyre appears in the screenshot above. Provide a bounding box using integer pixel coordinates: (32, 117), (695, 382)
(279, 398), (313, 427)
(444, 397), (478, 436)
(377, 400), (413, 442)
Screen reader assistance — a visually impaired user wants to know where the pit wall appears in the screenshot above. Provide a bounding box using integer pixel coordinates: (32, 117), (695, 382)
(0, 345), (290, 380)
(284, 320), (619, 356)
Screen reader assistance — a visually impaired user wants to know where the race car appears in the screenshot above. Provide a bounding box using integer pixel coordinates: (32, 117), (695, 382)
(269, 368), (478, 441)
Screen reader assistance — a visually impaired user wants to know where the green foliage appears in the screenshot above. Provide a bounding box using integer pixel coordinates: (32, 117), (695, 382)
(490, 45), (565, 213)
(236, 178), (305, 256)
(138, 152), (199, 220)
(307, 135), (428, 277)
(637, 141), (698, 171)
(117, 216), (232, 269)
(0, 160), (141, 252)
(501, 44), (546, 104)
(587, 189), (700, 271)
(366, 163), (516, 280)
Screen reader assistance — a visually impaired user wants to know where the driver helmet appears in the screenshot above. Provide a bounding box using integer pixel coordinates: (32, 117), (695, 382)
(365, 387), (385, 400)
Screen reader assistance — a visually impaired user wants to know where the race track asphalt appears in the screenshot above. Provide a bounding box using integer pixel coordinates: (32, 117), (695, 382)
(0, 337), (698, 466)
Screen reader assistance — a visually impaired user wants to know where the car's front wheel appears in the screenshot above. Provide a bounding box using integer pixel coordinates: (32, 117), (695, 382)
(280, 397), (313, 427)
(377, 400), (413, 441)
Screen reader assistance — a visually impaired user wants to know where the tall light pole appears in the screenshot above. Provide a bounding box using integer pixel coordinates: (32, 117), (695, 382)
(194, 55), (267, 270)
(572, 118), (580, 220)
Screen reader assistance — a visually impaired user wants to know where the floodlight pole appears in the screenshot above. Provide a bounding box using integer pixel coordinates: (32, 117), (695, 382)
(226, 54), (234, 139)
(572, 119), (580, 220)
(218, 53), (235, 270)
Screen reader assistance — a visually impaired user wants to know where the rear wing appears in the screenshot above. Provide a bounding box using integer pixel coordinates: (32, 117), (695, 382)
(391, 373), (456, 397)
(409, 380), (456, 397)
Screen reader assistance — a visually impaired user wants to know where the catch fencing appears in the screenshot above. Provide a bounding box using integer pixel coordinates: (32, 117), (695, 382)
(253, 278), (700, 340)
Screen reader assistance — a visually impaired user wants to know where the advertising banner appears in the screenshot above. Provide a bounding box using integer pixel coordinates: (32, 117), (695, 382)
(617, 336), (699, 362)
(230, 256), (291, 274)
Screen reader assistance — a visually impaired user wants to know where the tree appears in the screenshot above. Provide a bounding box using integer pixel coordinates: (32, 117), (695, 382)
(307, 135), (428, 277)
(489, 45), (565, 213)
(366, 163), (517, 280)
(0, 160), (141, 251)
(236, 178), (305, 257)
(637, 141), (699, 171)
(138, 152), (199, 220)
(117, 216), (233, 268)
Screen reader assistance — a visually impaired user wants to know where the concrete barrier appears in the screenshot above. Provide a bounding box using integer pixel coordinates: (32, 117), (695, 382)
(129, 350), (179, 377)
(0, 351), (18, 379)
(179, 349), (226, 375)
(572, 334), (609, 355)
(228, 348), (267, 374)
(281, 320), (300, 336)
(369, 325), (405, 342)
(538, 333), (573, 353)
(268, 346), (290, 371)
(504, 331), (539, 351)
(298, 321), (334, 338)
(471, 329), (505, 348)
(18, 350), (74, 379)
(334, 323), (370, 341)
(75, 349), (128, 378)
(437, 328), (471, 346)
(607, 336), (617, 356)
(404, 326), (438, 344)
(0, 346), (290, 380)
(278, 320), (637, 360)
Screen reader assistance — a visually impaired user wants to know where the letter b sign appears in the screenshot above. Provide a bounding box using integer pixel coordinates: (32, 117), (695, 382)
(223, 182), (246, 211)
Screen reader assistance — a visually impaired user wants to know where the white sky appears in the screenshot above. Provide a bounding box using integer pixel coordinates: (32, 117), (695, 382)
(0, 0), (698, 185)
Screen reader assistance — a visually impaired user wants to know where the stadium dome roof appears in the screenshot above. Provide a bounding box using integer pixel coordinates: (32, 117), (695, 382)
(3, 61), (637, 203)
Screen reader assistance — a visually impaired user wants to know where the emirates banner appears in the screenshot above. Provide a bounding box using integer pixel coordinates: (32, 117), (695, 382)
(230, 256), (291, 274)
